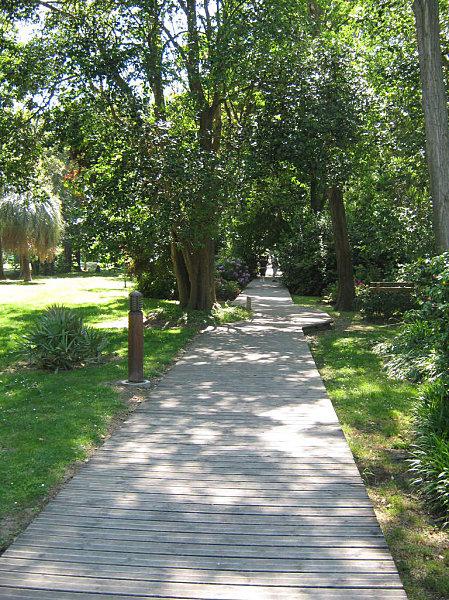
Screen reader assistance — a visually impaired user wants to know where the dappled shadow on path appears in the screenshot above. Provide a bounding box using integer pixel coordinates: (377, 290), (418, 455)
(0, 280), (406, 599)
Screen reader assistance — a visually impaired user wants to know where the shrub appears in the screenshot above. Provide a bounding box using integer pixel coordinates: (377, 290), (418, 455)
(216, 278), (241, 301)
(378, 254), (449, 523)
(376, 318), (437, 382)
(357, 285), (417, 320)
(216, 258), (251, 287)
(281, 254), (330, 295)
(132, 247), (177, 300)
(379, 253), (449, 380)
(23, 305), (107, 371)
(276, 210), (336, 295)
(409, 380), (449, 525)
(136, 269), (177, 299)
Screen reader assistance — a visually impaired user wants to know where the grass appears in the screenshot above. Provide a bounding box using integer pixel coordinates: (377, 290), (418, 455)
(0, 275), (249, 551)
(293, 295), (449, 600)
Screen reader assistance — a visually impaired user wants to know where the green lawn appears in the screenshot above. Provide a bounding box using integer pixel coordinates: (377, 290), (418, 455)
(0, 275), (205, 550)
(293, 296), (449, 600)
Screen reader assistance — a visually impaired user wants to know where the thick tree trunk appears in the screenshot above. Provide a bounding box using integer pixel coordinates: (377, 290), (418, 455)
(171, 237), (216, 311)
(0, 238), (6, 280)
(182, 239), (216, 310)
(328, 186), (355, 311)
(21, 253), (32, 282)
(413, 0), (449, 251)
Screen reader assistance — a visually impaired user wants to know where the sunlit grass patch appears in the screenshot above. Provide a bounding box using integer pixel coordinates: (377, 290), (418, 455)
(0, 275), (195, 551)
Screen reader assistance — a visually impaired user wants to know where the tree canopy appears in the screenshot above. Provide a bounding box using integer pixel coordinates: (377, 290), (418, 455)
(1, 0), (447, 304)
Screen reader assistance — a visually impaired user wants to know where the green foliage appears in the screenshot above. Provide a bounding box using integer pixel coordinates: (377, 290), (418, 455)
(0, 191), (63, 259)
(377, 319), (437, 382)
(277, 209), (336, 295)
(410, 380), (449, 525)
(216, 278), (241, 301)
(380, 253), (449, 381)
(357, 286), (417, 321)
(137, 270), (177, 300)
(23, 305), (107, 371)
(144, 300), (250, 328)
(135, 255), (177, 300)
(377, 254), (449, 523)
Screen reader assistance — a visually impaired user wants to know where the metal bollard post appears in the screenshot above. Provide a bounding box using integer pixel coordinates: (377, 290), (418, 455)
(246, 296), (252, 311)
(128, 291), (144, 383)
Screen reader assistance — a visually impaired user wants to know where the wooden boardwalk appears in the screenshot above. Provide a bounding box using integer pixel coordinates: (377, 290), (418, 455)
(0, 279), (407, 599)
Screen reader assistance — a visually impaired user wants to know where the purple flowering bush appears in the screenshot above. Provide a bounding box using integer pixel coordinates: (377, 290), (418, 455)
(216, 258), (251, 287)
(215, 258), (252, 301)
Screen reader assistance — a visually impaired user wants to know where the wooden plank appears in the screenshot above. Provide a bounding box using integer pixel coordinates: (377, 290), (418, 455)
(42, 504), (378, 521)
(0, 559), (404, 586)
(0, 585), (408, 600)
(0, 573), (406, 599)
(32, 515), (383, 535)
(86, 459), (359, 471)
(3, 548), (399, 572)
(0, 547), (396, 573)
(10, 537), (392, 559)
(82, 465), (362, 479)
(23, 525), (386, 545)
(65, 480), (368, 496)
(65, 474), (365, 488)
(53, 492), (375, 508)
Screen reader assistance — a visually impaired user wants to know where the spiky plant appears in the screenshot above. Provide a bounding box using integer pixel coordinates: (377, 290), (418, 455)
(0, 191), (63, 281)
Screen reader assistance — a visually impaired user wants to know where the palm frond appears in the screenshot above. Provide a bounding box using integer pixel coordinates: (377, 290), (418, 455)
(0, 191), (63, 259)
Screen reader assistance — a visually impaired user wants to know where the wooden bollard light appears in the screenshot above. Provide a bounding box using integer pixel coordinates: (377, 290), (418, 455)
(127, 291), (145, 384)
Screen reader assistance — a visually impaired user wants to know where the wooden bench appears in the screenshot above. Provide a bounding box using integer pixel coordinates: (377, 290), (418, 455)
(369, 281), (414, 292)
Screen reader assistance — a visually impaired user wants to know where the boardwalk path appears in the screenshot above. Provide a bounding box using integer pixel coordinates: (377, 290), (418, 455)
(0, 279), (407, 599)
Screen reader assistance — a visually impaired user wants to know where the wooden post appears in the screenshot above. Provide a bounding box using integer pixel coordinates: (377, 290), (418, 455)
(128, 291), (144, 383)
(246, 296), (252, 311)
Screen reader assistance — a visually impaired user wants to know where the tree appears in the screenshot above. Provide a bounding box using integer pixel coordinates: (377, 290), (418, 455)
(4, 0), (279, 309)
(413, 0), (449, 251)
(253, 39), (360, 309)
(0, 192), (63, 281)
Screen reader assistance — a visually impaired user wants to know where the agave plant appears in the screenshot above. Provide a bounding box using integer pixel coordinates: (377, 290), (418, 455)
(0, 190), (63, 281)
(23, 305), (107, 371)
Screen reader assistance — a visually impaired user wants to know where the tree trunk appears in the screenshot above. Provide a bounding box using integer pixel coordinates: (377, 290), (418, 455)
(327, 186), (355, 311)
(74, 249), (82, 271)
(0, 238), (6, 280)
(413, 0), (449, 251)
(63, 240), (73, 272)
(21, 253), (32, 282)
(183, 239), (216, 310)
(171, 240), (190, 307)
(168, 1), (219, 312)
(171, 237), (216, 311)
